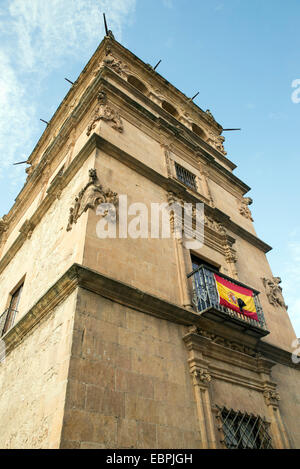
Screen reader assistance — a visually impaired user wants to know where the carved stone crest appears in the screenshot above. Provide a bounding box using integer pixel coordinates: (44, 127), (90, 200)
(262, 277), (287, 309)
(87, 91), (123, 136)
(66, 169), (118, 231)
(239, 197), (254, 221)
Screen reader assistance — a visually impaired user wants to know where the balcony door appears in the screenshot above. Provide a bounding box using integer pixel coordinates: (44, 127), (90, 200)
(191, 255), (219, 273)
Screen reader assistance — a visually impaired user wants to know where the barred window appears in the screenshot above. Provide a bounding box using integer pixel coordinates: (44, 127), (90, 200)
(216, 406), (273, 449)
(0, 283), (23, 337)
(175, 162), (197, 191)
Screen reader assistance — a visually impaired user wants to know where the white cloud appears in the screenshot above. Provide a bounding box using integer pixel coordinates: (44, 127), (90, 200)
(162, 0), (173, 8)
(8, 0), (136, 72)
(0, 0), (136, 193)
(0, 50), (36, 174)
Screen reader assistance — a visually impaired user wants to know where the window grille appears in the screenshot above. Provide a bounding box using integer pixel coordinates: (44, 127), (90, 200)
(216, 406), (273, 449)
(0, 283), (23, 337)
(175, 162), (197, 190)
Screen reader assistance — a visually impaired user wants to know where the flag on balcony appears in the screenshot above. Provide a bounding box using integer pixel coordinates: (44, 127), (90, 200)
(214, 274), (259, 322)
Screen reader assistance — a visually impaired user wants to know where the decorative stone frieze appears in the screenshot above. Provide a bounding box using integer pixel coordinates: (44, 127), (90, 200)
(86, 91), (123, 136)
(196, 327), (257, 358)
(66, 169), (118, 232)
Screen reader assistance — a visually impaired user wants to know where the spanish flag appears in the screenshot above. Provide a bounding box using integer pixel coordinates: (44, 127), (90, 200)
(214, 274), (258, 322)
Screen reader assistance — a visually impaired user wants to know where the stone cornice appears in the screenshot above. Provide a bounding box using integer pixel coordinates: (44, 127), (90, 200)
(0, 132), (271, 274)
(102, 66), (237, 171)
(3, 70), (238, 236)
(1, 263), (298, 372)
(100, 75), (246, 191)
(107, 38), (224, 134)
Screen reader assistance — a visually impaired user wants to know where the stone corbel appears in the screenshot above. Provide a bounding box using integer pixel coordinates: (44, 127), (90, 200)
(0, 216), (8, 252)
(86, 90), (124, 136)
(239, 197), (254, 221)
(66, 168), (118, 232)
(19, 220), (35, 240)
(198, 166), (214, 207)
(223, 235), (238, 280)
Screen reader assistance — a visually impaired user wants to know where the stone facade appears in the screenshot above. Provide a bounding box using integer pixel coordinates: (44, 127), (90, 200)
(0, 36), (299, 449)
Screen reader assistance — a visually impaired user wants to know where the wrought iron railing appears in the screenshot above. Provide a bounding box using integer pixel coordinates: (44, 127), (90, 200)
(187, 265), (268, 335)
(0, 308), (18, 337)
(216, 406), (273, 449)
(175, 162), (197, 191)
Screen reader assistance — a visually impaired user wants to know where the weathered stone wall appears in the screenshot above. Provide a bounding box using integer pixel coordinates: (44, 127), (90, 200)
(0, 290), (77, 449)
(60, 289), (200, 449)
(272, 363), (300, 448)
(0, 155), (93, 321)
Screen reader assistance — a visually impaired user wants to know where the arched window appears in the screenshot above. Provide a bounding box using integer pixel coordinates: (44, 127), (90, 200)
(127, 75), (148, 94)
(192, 123), (206, 140)
(161, 100), (179, 118)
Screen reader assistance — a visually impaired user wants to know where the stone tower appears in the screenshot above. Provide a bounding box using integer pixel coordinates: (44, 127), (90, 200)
(0, 35), (299, 449)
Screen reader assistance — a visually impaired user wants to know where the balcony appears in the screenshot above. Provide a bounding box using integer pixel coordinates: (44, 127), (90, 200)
(187, 265), (269, 338)
(0, 308), (18, 338)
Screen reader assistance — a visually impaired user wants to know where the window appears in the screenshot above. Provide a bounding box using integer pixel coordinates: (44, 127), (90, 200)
(217, 406), (273, 449)
(192, 123), (206, 140)
(0, 283), (23, 337)
(191, 255), (219, 272)
(127, 75), (148, 95)
(161, 100), (179, 118)
(175, 162), (197, 191)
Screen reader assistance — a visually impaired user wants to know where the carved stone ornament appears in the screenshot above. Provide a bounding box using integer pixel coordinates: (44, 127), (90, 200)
(196, 327), (257, 358)
(205, 109), (216, 124)
(66, 169), (118, 232)
(193, 369), (211, 385)
(239, 197), (254, 221)
(204, 215), (226, 235)
(0, 217), (8, 234)
(263, 389), (281, 406)
(206, 130), (227, 155)
(19, 220), (35, 240)
(262, 277), (288, 309)
(94, 47), (130, 78)
(87, 91), (123, 136)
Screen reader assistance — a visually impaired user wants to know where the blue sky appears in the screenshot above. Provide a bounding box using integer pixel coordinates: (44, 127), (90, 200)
(0, 0), (299, 336)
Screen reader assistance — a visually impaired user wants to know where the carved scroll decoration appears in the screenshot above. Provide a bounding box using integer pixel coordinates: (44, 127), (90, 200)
(262, 277), (288, 309)
(239, 197), (254, 221)
(86, 91), (123, 136)
(66, 169), (118, 232)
